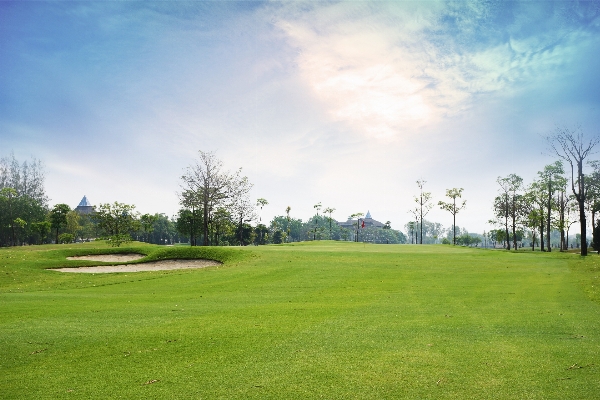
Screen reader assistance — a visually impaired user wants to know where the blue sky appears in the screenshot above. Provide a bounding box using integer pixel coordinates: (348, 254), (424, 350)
(1, 1), (599, 233)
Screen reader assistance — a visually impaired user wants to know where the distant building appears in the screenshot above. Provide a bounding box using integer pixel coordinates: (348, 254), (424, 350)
(338, 210), (386, 230)
(75, 195), (94, 215)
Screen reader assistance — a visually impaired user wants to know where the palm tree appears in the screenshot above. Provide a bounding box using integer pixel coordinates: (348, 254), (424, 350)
(313, 202), (322, 240)
(285, 206), (291, 242)
(324, 207), (336, 239)
(256, 198), (268, 245)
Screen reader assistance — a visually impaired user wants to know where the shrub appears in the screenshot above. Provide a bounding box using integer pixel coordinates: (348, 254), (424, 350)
(58, 233), (74, 244)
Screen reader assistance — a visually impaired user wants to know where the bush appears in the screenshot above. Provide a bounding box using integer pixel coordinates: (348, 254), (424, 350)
(58, 233), (74, 244)
(442, 238), (451, 245)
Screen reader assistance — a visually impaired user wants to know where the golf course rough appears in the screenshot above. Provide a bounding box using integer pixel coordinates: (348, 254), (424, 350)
(1, 241), (599, 399)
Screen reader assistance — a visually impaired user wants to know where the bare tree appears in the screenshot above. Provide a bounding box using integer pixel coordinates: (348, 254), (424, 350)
(547, 126), (600, 255)
(438, 188), (466, 245)
(0, 153), (48, 207)
(414, 179), (433, 244)
(229, 172), (255, 246)
(180, 151), (233, 246)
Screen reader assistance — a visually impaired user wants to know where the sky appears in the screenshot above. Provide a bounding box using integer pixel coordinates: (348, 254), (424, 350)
(1, 1), (600, 234)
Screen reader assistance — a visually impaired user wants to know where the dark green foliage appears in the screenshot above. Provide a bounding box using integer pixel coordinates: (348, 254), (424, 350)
(58, 233), (74, 244)
(254, 224), (269, 245)
(93, 202), (139, 247)
(176, 208), (203, 246)
(272, 230), (283, 244)
(49, 203), (70, 244)
(0, 188), (48, 246)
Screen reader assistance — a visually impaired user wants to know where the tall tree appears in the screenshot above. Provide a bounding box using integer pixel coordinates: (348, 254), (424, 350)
(414, 179), (433, 244)
(438, 188), (466, 245)
(492, 194), (510, 250)
(176, 208), (202, 246)
(555, 172), (571, 251)
(324, 207), (336, 239)
(524, 181), (547, 252)
(140, 213), (158, 243)
(547, 126), (600, 255)
(50, 204), (71, 244)
(0, 153), (48, 207)
(313, 202), (322, 240)
(285, 206), (291, 243)
(256, 198), (268, 245)
(0, 188), (19, 246)
(537, 162), (565, 252)
(496, 174), (523, 250)
(229, 173), (255, 246)
(66, 210), (81, 240)
(180, 151), (233, 246)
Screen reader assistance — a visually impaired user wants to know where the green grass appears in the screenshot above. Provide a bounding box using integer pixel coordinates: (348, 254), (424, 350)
(1, 241), (599, 399)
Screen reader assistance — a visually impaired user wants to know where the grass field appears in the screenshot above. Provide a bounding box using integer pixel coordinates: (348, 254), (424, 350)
(1, 241), (599, 399)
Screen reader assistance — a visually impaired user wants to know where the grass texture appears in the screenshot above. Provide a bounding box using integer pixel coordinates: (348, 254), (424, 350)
(1, 241), (599, 399)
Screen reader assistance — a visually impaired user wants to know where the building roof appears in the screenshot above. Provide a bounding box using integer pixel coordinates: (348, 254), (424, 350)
(338, 211), (385, 229)
(78, 195), (92, 207)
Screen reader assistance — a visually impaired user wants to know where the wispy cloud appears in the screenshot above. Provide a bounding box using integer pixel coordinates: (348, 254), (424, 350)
(272, 1), (599, 140)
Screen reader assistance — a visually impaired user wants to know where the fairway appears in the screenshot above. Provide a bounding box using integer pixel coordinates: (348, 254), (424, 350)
(1, 242), (599, 399)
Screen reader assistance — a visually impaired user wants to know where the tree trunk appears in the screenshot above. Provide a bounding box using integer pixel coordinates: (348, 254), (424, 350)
(420, 215), (423, 245)
(512, 213), (517, 250)
(504, 219), (510, 250)
(579, 198), (587, 255)
(504, 195), (510, 250)
(452, 197), (457, 246)
(546, 182), (552, 252)
(559, 192), (565, 251)
(539, 217), (544, 252)
(203, 200), (209, 246)
(574, 161), (588, 255)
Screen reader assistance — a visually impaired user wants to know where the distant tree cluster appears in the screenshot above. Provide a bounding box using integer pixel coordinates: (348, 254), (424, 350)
(0, 154), (49, 246)
(406, 180), (467, 246)
(488, 126), (599, 255)
(265, 212), (406, 244)
(177, 151), (257, 246)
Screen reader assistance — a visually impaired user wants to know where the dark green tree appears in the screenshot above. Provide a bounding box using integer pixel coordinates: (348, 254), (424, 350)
(93, 202), (138, 247)
(50, 203), (70, 244)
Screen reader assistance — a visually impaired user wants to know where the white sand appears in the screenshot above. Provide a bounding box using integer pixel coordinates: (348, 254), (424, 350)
(66, 254), (145, 262)
(54, 258), (221, 273)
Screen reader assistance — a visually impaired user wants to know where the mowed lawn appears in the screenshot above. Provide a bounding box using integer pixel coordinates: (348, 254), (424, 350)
(1, 242), (599, 399)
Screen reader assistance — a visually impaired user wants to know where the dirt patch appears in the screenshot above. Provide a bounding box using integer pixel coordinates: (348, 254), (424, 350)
(67, 254), (145, 262)
(54, 259), (221, 273)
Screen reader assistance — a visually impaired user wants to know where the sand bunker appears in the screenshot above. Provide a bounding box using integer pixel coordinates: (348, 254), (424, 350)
(55, 259), (221, 273)
(67, 254), (145, 262)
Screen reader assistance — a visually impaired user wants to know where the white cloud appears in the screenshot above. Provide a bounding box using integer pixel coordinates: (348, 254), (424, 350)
(273, 2), (597, 142)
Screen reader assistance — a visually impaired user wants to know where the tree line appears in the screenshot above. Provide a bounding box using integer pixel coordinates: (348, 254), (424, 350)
(487, 126), (599, 255)
(176, 151), (407, 246)
(7, 126), (596, 252)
